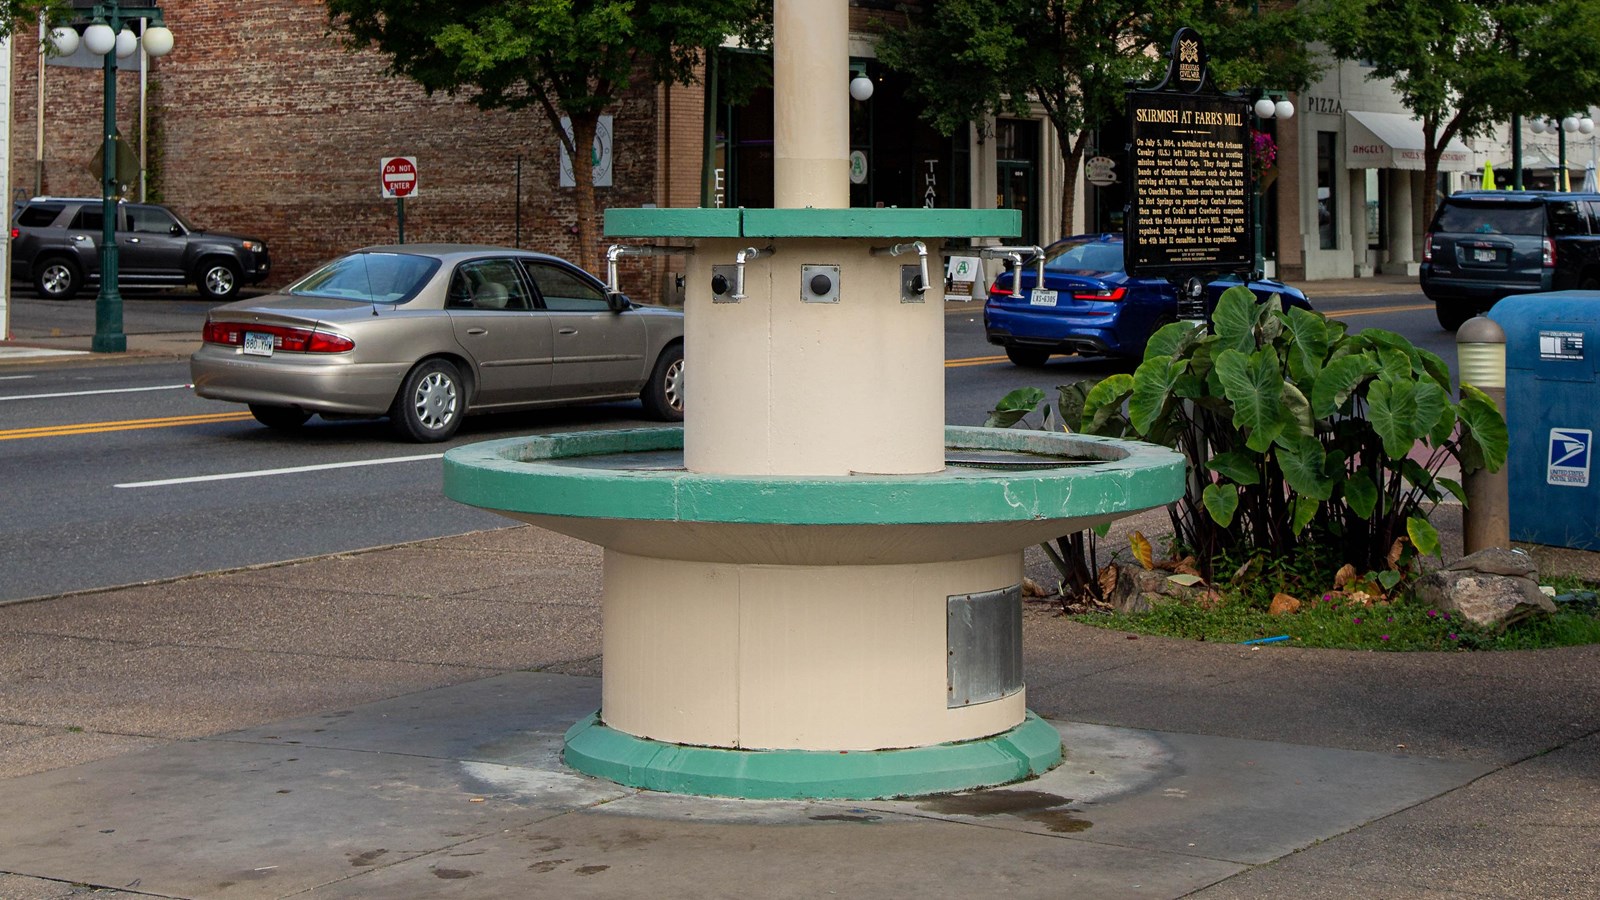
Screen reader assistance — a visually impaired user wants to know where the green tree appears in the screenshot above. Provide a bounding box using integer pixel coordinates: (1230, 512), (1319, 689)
(875, 1), (1322, 236)
(325, 0), (765, 273)
(1323, 0), (1600, 223)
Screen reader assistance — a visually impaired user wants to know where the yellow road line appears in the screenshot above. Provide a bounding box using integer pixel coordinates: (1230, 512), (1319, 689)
(945, 355), (1010, 368)
(1332, 303), (1433, 318)
(0, 411), (254, 441)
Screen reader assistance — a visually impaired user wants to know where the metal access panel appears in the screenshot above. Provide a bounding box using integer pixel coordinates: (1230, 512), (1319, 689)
(947, 585), (1023, 707)
(710, 265), (739, 303)
(801, 264), (840, 303)
(900, 264), (925, 303)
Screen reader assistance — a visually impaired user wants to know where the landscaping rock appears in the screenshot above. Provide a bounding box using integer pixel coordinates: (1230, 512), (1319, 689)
(1415, 549), (1556, 630)
(1448, 547), (1538, 578)
(1104, 564), (1212, 615)
(1269, 593), (1301, 616)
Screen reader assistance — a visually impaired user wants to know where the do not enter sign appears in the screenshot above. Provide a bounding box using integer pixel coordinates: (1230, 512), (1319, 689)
(380, 156), (418, 199)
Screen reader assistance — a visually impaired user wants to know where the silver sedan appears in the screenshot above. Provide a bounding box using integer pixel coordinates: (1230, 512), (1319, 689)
(191, 244), (684, 441)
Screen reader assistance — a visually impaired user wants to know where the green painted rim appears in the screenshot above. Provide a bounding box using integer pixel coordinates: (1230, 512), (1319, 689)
(442, 426), (1185, 527)
(605, 206), (1022, 239)
(563, 710), (1064, 800)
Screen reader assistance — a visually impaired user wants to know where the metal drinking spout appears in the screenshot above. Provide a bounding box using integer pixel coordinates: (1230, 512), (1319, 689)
(733, 246), (773, 300)
(872, 241), (930, 294)
(605, 244), (694, 294)
(981, 245), (1045, 297)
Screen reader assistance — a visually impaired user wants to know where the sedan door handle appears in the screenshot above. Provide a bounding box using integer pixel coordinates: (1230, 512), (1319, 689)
(558, 327), (578, 335)
(466, 327), (488, 335)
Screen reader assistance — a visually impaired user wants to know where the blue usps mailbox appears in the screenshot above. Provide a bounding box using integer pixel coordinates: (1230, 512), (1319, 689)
(1489, 292), (1600, 549)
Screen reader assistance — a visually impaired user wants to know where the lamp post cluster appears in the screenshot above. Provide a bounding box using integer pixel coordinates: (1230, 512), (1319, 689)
(1530, 114), (1596, 191)
(45, 3), (173, 353)
(1250, 93), (1294, 280)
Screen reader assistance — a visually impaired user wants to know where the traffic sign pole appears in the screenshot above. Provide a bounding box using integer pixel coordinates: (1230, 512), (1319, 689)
(380, 156), (418, 244)
(397, 197), (405, 244)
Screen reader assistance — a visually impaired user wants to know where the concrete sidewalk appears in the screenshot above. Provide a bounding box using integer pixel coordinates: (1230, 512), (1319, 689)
(2, 502), (1598, 898)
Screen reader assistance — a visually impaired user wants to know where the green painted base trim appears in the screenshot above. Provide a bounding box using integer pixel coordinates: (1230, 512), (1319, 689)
(605, 206), (1022, 239)
(562, 711), (1064, 800)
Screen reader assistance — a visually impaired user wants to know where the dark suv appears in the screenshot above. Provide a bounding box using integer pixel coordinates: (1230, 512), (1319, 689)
(11, 197), (270, 301)
(1421, 190), (1600, 330)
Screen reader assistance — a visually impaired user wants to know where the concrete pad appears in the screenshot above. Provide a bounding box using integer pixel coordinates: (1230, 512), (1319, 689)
(0, 672), (1499, 899)
(305, 805), (1244, 899)
(0, 723), (163, 780)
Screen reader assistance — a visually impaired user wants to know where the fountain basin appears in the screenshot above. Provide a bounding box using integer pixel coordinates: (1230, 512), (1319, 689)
(443, 425), (1185, 566)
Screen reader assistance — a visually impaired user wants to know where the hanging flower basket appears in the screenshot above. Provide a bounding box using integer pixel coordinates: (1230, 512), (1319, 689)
(1249, 130), (1278, 187)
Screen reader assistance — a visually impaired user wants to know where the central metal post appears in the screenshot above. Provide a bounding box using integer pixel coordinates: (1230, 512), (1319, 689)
(772, 0), (848, 208)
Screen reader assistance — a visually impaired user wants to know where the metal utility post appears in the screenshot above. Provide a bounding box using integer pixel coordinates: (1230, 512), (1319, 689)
(1512, 114), (1524, 190)
(84, 2), (173, 353)
(1458, 316), (1510, 553)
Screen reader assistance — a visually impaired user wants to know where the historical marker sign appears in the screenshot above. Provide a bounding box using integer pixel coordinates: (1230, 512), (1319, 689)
(1124, 28), (1251, 278)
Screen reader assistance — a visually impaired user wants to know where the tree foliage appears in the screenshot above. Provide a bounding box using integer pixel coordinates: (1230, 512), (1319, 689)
(1322, 0), (1600, 221)
(324, 0), (767, 273)
(875, 1), (1323, 236)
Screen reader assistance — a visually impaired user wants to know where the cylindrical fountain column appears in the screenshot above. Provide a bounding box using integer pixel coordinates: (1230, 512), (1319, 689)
(774, 0), (849, 208)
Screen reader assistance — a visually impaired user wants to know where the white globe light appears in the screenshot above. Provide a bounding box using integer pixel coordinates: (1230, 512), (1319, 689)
(83, 22), (115, 56)
(1564, 116), (1581, 133)
(48, 26), (79, 56)
(1274, 99), (1295, 120)
(142, 26), (174, 58)
(1582, 117), (1596, 135)
(1531, 119), (1547, 134)
(1254, 98), (1276, 119)
(114, 28), (137, 59)
(849, 74), (874, 102)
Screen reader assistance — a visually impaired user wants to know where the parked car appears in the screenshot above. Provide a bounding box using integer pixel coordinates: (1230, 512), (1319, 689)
(1421, 190), (1600, 330)
(983, 234), (1313, 366)
(11, 196), (270, 301)
(190, 244), (685, 442)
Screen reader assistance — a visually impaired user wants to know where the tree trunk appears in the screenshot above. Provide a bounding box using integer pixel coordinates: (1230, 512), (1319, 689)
(1422, 149), (1441, 230)
(1059, 131), (1088, 238)
(567, 112), (602, 276)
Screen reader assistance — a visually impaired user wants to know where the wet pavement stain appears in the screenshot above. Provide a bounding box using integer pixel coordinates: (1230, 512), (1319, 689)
(348, 848), (388, 867)
(529, 859), (570, 873)
(431, 867), (474, 879)
(916, 789), (1091, 833)
(809, 813), (883, 823)
(575, 865), (610, 876)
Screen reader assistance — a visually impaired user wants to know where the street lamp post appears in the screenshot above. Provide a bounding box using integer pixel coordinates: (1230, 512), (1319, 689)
(1531, 114), (1595, 190)
(82, 3), (173, 353)
(1250, 93), (1294, 281)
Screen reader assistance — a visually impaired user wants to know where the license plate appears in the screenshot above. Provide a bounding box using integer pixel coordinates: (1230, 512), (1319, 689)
(1029, 289), (1058, 307)
(1473, 248), (1496, 262)
(242, 331), (275, 356)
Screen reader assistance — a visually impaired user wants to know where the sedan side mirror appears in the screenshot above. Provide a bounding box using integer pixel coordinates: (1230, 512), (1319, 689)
(607, 291), (633, 312)
(170, 224), (183, 236)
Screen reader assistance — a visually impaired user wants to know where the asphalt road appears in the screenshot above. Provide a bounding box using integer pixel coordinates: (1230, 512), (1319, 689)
(1, 288), (1442, 603)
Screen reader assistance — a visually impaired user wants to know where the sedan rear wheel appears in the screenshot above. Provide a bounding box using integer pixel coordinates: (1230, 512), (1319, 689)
(390, 359), (464, 442)
(249, 404), (312, 431)
(1005, 346), (1052, 368)
(640, 344), (685, 421)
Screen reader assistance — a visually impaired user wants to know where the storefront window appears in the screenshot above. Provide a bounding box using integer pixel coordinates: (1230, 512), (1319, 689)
(1317, 131), (1338, 250)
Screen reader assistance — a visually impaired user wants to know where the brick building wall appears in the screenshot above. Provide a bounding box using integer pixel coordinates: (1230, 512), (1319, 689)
(9, 0), (664, 299)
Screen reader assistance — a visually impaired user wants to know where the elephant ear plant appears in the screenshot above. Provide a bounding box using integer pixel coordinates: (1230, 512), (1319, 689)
(990, 286), (1509, 595)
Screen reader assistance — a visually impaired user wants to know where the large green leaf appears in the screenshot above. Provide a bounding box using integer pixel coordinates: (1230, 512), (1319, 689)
(1309, 353), (1377, 417)
(984, 387), (1044, 428)
(1280, 381), (1314, 437)
(1203, 481), (1239, 527)
(1412, 380), (1450, 446)
(1457, 384), (1509, 473)
(1081, 373), (1135, 434)
(1144, 320), (1201, 362)
(1129, 357), (1187, 434)
(1206, 450), (1262, 485)
(1408, 515), (1442, 559)
(1211, 285), (1261, 355)
(1367, 378), (1423, 459)
(1284, 306), (1330, 384)
(1415, 347), (1454, 393)
(1291, 495), (1320, 534)
(1275, 433), (1333, 500)
(1214, 348), (1286, 452)
(1343, 472), (1378, 518)
(1055, 382), (1092, 434)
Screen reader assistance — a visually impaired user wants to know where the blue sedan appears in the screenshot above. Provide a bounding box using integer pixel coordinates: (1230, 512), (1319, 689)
(983, 234), (1312, 366)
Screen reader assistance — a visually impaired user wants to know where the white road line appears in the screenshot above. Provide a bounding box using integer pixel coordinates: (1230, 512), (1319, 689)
(115, 453), (446, 488)
(0, 383), (194, 402)
(0, 375), (37, 381)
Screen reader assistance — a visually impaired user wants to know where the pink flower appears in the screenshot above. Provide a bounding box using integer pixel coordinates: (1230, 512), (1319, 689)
(1381, 634), (1391, 641)
(1449, 633), (1459, 640)
(1427, 610), (1438, 618)
(1353, 617), (1363, 624)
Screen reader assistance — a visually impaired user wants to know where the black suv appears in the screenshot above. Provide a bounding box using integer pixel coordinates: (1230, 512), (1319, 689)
(1421, 190), (1600, 330)
(11, 197), (270, 301)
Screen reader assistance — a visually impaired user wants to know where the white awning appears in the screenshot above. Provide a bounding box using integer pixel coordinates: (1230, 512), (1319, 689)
(1345, 110), (1474, 171)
